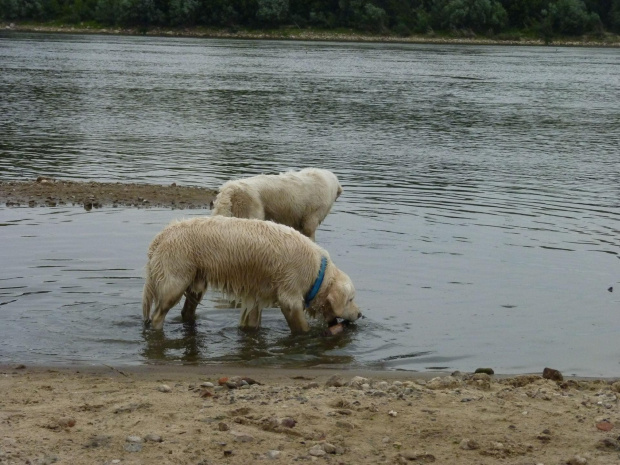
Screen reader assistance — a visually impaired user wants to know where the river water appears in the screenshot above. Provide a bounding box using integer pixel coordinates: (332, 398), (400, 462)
(1, 33), (619, 376)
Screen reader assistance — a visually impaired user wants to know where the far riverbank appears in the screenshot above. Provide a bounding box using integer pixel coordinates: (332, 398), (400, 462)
(3, 21), (620, 47)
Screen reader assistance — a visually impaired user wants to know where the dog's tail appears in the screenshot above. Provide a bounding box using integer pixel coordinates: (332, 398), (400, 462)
(142, 262), (155, 325)
(211, 184), (255, 218)
(211, 188), (234, 217)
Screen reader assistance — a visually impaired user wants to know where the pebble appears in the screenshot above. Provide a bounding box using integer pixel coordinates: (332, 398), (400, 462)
(84, 435), (111, 448)
(426, 376), (461, 390)
(376, 381), (389, 390)
(597, 438), (620, 450)
(266, 450), (281, 459)
(459, 439), (480, 450)
(157, 384), (172, 393)
(280, 417), (297, 428)
(596, 421), (613, 431)
(325, 375), (345, 387)
(348, 376), (369, 389)
(567, 456), (587, 465)
(474, 367), (495, 375)
(542, 367), (563, 381)
(308, 445), (326, 457)
(201, 382), (215, 388)
(335, 420), (355, 430)
(124, 443), (142, 453)
(126, 435), (143, 443)
(399, 451), (436, 462)
(230, 431), (254, 442)
(537, 432), (552, 442)
(322, 442), (337, 454)
(388, 410), (398, 417)
(469, 373), (492, 390)
(57, 417), (76, 428)
(144, 434), (163, 443)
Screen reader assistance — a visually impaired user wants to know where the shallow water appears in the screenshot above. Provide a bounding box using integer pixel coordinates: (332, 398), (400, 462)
(0, 33), (619, 376)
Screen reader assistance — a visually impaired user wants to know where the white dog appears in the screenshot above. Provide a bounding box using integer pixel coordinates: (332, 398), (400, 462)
(211, 168), (343, 241)
(142, 216), (361, 333)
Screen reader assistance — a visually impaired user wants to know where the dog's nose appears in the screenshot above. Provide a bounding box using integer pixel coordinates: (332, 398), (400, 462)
(357, 311), (363, 320)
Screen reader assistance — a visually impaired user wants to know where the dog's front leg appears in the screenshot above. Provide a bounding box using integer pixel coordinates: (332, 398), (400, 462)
(280, 301), (310, 333)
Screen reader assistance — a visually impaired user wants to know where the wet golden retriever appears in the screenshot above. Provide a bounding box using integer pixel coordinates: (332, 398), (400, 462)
(142, 216), (361, 332)
(211, 168), (343, 241)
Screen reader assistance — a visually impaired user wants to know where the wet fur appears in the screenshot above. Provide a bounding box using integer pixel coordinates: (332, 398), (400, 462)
(211, 168), (343, 241)
(142, 216), (360, 332)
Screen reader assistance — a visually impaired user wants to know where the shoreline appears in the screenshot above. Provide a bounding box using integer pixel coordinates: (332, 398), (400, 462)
(3, 362), (619, 383)
(3, 22), (620, 48)
(2, 363), (619, 464)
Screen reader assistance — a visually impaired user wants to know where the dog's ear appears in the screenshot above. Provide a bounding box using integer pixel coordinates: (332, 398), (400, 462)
(327, 285), (346, 317)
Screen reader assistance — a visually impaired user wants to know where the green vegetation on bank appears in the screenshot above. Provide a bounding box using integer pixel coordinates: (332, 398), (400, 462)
(2, 0), (619, 43)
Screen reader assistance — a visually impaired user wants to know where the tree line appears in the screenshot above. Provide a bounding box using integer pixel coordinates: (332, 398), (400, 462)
(2, 0), (619, 39)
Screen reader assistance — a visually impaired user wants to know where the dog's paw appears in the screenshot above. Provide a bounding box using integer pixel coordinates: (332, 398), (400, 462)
(322, 323), (345, 337)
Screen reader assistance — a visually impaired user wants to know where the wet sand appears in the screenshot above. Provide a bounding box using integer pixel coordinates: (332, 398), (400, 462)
(0, 178), (216, 210)
(1, 364), (619, 464)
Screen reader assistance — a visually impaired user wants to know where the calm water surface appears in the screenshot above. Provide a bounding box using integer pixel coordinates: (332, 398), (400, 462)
(1, 33), (619, 376)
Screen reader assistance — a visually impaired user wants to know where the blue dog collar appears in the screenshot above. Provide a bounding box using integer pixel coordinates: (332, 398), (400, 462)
(305, 256), (327, 308)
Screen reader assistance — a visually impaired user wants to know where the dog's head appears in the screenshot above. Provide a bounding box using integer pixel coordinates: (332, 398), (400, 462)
(323, 268), (361, 323)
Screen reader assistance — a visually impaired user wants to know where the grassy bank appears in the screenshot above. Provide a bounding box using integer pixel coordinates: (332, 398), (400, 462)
(3, 21), (620, 47)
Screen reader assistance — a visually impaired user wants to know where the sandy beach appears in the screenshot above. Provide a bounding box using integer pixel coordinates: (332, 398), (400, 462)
(1, 364), (619, 464)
